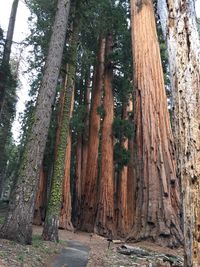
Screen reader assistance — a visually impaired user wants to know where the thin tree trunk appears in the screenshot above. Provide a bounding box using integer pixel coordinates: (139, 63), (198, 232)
(81, 76), (91, 196)
(0, 0), (70, 244)
(95, 34), (115, 238)
(33, 166), (47, 225)
(42, 18), (78, 242)
(73, 135), (82, 227)
(158, 0), (200, 264)
(0, 0), (19, 116)
(117, 99), (135, 237)
(59, 132), (74, 231)
(80, 37), (106, 232)
(128, 0), (183, 247)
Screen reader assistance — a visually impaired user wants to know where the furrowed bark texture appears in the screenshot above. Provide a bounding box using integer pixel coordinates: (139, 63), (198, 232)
(0, 0), (19, 116)
(158, 0), (200, 264)
(42, 20), (78, 241)
(129, 0), (183, 247)
(0, 0), (70, 244)
(95, 34), (115, 238)
(80, 37), (105, 232)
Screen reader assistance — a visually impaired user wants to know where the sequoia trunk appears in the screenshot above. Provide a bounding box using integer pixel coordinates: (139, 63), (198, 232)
(117, 99), (135, 237)
(158, 0), (200, 264)
(80, 37), (105, 232)
(129, 0), (183, 247)
(33, 166), (47, 225)
(95, 34), (115, 238)
(59, 133), (74, 231)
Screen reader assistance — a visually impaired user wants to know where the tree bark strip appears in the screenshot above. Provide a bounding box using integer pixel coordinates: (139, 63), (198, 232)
(158, 0), (200, 264)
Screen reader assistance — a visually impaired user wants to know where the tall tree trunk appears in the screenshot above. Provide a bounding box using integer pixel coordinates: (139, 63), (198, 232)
(0, 0), (19, 117)
(0, 0), (71, 245)
(158, 0), (200, 264)
(33, 166), (47, 225)
(42, 18), (78, 242)
(74, 75), (91, 227)
(80, 37), (106, 232)
(59, 133), (74, 231)
(95, 34), (115, 238)
(81, 77), (91, 189)
(129, 0), (183, 247)
(73, 135), (82, 227)
(117, 99), (135, 237)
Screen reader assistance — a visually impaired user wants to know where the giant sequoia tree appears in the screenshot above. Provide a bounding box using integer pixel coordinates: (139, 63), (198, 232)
(0, 0), (71, 244)
(129, 0), (183, 247)
(158, 0), (200, 264)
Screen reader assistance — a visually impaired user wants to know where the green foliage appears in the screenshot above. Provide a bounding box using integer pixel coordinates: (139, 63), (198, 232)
(114, 142), (131, 172)
(70, 105), (87, 135)
(113, 117), (133, 140)
(96, 105), (105, 119)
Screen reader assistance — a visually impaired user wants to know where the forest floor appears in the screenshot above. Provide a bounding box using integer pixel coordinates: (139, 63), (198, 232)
(0, 203), (184, 267)
(0, 225), (184, 267)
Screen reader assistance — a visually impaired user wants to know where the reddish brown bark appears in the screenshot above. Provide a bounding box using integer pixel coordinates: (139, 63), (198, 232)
(95, 34), (115, 238)
(128, 0), (183, 247)
(81, 78), (91, 193)
(73, 135), (82, 227)
(74, 77), (91, 227)
(59, 86), (74, 231)
(80, 37), (105, 232)
(33, 166), (47, 225)
(117, 99), (135, 237)
(59, 133), (73, 230)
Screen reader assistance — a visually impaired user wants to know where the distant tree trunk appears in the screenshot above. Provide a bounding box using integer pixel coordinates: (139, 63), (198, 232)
(81, 76), (91, 189)
(95, 34), (115, 238)
(128, 0), (183, 247)
(42, 18), (78, 242)
(127, 135), (136, 232)
(117, 99), (135, 237)
(73, 135), (82, 226)
(80, 37), (106, 232)
(73, 74), (91, 228)
(0, 0), (71, 245)
(0, 0), (19, 117)
(59, 132), (74, 231)
(33, 166), (47, 225)
(158, 0), (200, 263)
